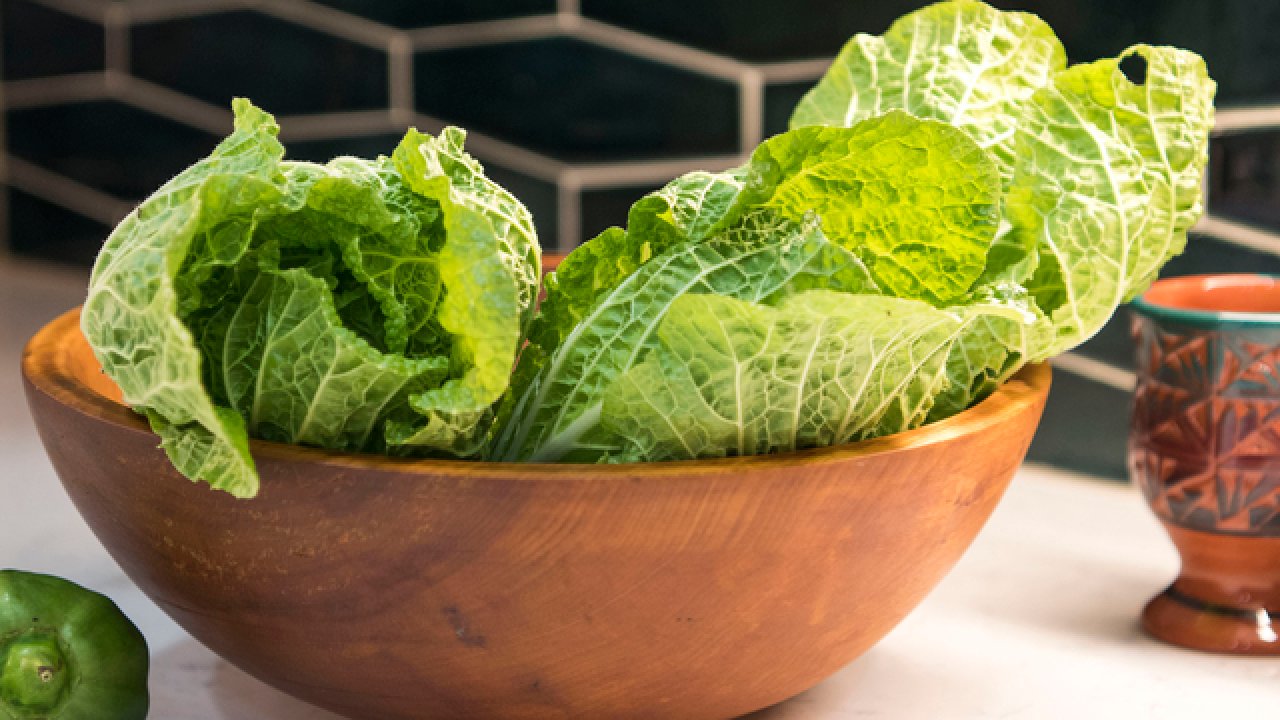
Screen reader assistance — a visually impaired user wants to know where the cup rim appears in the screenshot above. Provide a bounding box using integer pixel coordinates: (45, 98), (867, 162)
(1131, 273), (1280, 328)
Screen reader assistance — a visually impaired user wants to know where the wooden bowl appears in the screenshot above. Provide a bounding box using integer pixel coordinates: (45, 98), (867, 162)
(23, 308), (1050, 720)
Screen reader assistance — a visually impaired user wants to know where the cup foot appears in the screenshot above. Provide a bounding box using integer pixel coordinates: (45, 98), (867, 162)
(1142, 585), (1280, 655)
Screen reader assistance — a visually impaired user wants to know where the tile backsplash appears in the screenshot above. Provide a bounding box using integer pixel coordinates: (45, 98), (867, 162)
(5, 0), (1280, 480)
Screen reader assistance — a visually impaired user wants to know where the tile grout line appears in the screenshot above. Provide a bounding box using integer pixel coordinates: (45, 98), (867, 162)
(568, 16), (749, 83)
(408, 15), (560, 51)
(1212, 105), (1280, 135)
(103, 3), (131, 76)
(556, 178), (582, 252)
(252, 0), (394, 50)
(739, 69), (764, 154)
(4, 157), (132, 226)
(2, 72), (110, 109)
(124, 0), (247, 24)
(1192, 214), (1280, 256)
(27, 0), (105, 22)
(111, 75), (232, 135)
(387, 32), (414, 126)
(412, 113), (565, 182)
(756, 58), (831, 84)
(1050, 352), (1135, 393)
(563, 155), (742, 189)
(275, 109), (401, 142)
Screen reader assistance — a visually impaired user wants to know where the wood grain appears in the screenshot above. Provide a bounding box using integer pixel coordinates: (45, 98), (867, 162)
(22, 308), (1050, 720)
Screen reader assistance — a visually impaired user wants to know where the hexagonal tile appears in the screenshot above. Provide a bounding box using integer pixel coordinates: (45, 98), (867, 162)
(1069, 311), (1133, 372)
(130, 11), (388, 116)
(7, 187), (110, 265)
(283, 133), (406, 164)
(309, 0), (554, 28)
(763, 81), (813, 137)
(1165, 233), (1280, 278)
(2, 0), (103, 80)
(6, 100), (221, 199)
(1026, 367), (1130, 479)
(415, 37), (739, 161)
(580, 0), (926, 62)
(580, 184), (657, 244)
(1208, 130), (1280, 231)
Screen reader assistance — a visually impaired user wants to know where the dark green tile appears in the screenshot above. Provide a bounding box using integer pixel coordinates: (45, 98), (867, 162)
(1026, 368), (1130, 480)
(1208, 130), (1280, 231)
(581, 0), (925, 63)
(586, 0), (1276, 102)
(995, 0), (1277, 105)
(990, 0), (1165, 64)
(1072, 311), (1136, 370)
(1143, 0), (1280, 106)
(130, 11), (388, 116)
(1, 0), (103, 80)
(8, 187), (109, 265)
(415, 38), (739, 162)
(7, 101), (221, 199)
(1161, 232), (1280, 277)
(309, 0), (553, 27)
(580, 184), (657, 249)
(284, 133), (405, 164)
(764, 82), (814, 137)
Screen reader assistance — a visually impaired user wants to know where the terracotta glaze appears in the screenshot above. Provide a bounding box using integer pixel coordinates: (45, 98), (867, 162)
(1130, 274), (1280, 654)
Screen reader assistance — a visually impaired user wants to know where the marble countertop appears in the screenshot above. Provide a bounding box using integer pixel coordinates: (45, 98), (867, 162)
(2, 258), (1276, 719)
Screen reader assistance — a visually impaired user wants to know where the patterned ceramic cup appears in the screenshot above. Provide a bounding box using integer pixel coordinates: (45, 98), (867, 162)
(1130, 274), (1280, 654)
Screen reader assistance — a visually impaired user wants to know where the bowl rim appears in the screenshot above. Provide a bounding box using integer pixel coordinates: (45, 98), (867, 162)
(23, 307), (1051, 479)
(1131, 273), (1280, 328)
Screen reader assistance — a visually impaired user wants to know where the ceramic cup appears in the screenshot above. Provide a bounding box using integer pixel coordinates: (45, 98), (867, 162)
(1129, 274), (1280, 654)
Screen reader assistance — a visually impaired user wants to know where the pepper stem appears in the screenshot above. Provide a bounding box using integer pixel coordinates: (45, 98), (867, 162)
(0, 631), (71, 716)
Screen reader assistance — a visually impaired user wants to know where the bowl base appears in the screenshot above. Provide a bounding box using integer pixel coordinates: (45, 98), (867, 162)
(1142, 585), (1280, 655)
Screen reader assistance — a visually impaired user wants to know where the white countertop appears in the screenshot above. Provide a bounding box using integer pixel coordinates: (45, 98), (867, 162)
(2, 258), (1277, 719)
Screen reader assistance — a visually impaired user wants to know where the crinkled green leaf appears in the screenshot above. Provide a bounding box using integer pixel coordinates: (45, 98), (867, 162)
(726, 112), (1002, 306)
(385, 202), (523, 454)
(386, 128), (537, 454)
(600, 289), (1040, 462)
(308, 158), (445, 356)
(630, 169), (749, 243)
(789, 2), (1214, 357)
(83, 98), (286, 498)
(489, 210), (877, 462)
(220, 267), (447, 450)
(790, 0), (1065, 177)
(928, 282), (1051, 421)
(84, 100), (541, 495)
(1007, 45), (1214, 357)
(392, 127), (540, 329)
(530, 169), (747, 358)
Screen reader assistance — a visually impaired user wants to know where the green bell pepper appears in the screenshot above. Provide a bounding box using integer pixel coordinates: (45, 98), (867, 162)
(0, 570), (148, 719)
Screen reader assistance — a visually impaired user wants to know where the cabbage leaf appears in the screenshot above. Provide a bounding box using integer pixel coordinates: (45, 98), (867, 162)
(83, 100), (539, 496)
(791, 0), (1215, 355)
(490, 211), (877, 462)
(492, 112), (1029, 462)
(601, 290), (1032, 462)
(493, 0), (1213, 464)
